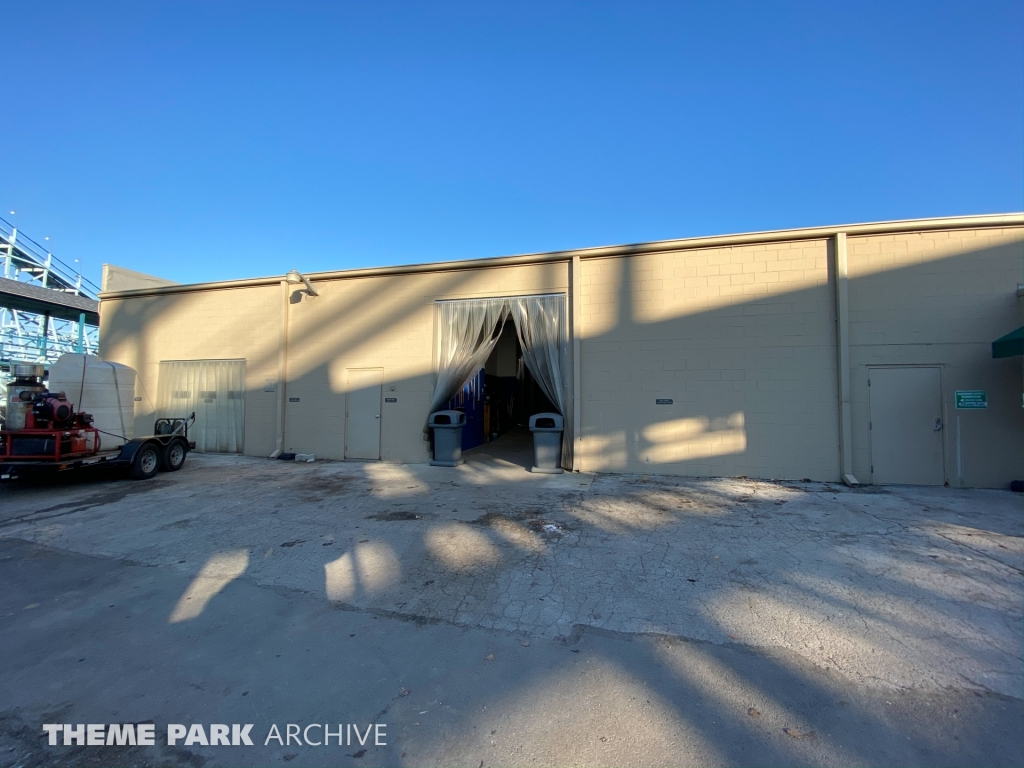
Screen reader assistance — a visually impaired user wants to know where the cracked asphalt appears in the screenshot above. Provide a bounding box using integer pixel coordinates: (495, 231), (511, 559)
(1, 449), (1021, 767)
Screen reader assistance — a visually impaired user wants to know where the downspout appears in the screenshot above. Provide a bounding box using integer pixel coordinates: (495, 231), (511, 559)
(270, 279), (289, 458)
(571, 255), (582, 471)
(834, 233), (859, 486)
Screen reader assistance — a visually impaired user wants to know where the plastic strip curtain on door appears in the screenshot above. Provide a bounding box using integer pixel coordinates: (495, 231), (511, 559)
(156, 359), (246, 453)
(429, 294), (571, 468)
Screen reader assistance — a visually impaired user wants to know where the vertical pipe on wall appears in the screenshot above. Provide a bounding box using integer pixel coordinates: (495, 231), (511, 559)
(956, 415), (963, 486)
(270, 279), (289, 458)
(571, 255), (582, 472)
(834, 233), (859, 486)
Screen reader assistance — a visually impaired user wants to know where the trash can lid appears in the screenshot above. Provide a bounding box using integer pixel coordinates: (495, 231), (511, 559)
(529, 412), (563, 430)
(429, 409), (466, 426)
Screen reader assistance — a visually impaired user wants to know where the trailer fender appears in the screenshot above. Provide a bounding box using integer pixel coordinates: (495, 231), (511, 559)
(117, 438), (159, 463)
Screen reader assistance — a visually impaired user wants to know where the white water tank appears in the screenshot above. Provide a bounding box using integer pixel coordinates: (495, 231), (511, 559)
(49, 354), (137, 448)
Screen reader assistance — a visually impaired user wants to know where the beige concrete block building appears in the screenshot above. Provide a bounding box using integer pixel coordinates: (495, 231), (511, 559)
(99, 214), (1023, 488)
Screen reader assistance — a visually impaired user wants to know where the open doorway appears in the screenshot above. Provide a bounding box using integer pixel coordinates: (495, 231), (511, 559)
(428, 294), (570, 469)
(443, 317), (556, 459)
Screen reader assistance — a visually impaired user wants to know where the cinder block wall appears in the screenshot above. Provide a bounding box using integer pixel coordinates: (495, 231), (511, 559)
(577, 240), (840, 479)
(100, 221), (1023, 487)
(283, 263), (567, 462)
(846, 227), (1023, 488)
(100, 263), (568, 462)
(99, 285), (282, 455)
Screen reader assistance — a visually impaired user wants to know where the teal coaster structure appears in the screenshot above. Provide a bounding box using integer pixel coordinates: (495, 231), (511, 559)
(0, 214), (99, 370)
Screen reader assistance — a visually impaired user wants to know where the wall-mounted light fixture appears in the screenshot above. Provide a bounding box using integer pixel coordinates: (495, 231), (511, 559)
(286, 269), (319, 296)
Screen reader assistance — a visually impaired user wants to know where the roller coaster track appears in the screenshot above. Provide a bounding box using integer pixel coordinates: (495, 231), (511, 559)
(0, 214), (100, 368)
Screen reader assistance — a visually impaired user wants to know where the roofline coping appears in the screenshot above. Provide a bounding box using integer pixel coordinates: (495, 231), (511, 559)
(99, 212), (1024, 300)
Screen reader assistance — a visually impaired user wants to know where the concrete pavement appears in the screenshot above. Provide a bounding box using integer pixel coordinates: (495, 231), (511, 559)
(0, 448), (1021, 766)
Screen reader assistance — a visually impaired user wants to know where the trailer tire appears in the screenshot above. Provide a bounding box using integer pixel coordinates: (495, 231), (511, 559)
(162, 439), (187, 472)
(130, 443), (160, 480)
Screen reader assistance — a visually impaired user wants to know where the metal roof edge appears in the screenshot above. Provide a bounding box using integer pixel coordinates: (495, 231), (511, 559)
(99, 212), (1024, 301)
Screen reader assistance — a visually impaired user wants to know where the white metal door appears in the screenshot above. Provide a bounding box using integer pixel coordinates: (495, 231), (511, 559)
(869, 366), (944, 485)
(346, 368), (382, 460)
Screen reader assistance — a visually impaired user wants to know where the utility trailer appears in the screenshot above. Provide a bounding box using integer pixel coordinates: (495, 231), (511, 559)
(0, 362), (195, 482)
(0, 416), (196, 481)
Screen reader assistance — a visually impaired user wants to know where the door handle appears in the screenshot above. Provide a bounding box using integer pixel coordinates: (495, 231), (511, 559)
(934, 418), (942, 431)
(375, 415), (380, 419)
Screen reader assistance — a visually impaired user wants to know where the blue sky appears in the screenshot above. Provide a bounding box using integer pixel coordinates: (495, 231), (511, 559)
(3, 1), (1022, 287)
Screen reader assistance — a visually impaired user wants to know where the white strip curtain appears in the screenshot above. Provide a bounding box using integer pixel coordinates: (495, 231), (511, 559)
(156, 360), (246, 453)
(428, 300), (509, 415)
(429, 294), (572, 469)
(508, 294), (570, 467)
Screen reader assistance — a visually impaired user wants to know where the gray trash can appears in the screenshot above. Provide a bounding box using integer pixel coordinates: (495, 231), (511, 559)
(429, 410), (466, 467)
(528, 412), (564, 474)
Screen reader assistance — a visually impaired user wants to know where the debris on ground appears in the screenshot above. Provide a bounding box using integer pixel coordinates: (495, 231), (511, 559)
(520, 639), (530, 647)
(526, 519), (567, 535)
(748, 707), (761, 718)
(485, 653), (495, 661)
(783, 727), (816, 740)
(367, 510), (424, 521)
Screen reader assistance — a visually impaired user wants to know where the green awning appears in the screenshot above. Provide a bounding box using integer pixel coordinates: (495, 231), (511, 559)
(992, 326), (1024, 358)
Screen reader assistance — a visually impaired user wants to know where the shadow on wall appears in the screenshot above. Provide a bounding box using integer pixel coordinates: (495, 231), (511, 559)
(578, 237), (1022, 482)
(578, 244), (836, 478)
(101, 267), (532, 462)
(100, 236), (1024, 483)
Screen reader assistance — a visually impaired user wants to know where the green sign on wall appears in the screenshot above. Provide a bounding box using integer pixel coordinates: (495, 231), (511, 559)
(955, 390), (987, 409)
